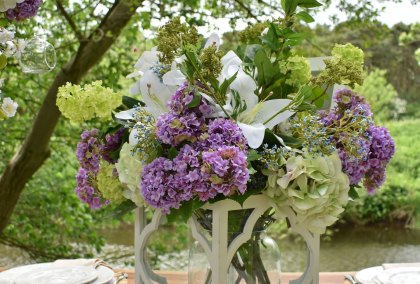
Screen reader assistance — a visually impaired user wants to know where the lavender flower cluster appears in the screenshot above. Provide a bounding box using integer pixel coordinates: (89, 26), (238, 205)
(6, 0), (42, 21)
(75, 128), (124, 209)
(320, 89), (395, 192)
(156, 82), (212, 146)
(142, 84), (249, 213)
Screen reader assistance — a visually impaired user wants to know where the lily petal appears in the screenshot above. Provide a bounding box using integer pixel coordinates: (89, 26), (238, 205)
(230, 69), (258, 107)
(237, 122), (266, 149)
(134, 49), (159, 72)
(115, 109), (136, 120)
(253, 99), (295, 129)
(129, 128), (139, 145)
(126, 70), (143, 79)
(221, 51), (242, 78)
(139, 70), (172, 118)
(162, 69), (186, 86)
(204, 33), (220, 49)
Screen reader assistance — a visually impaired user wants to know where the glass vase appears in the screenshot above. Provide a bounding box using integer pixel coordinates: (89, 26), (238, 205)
(188, 209), (281, 284)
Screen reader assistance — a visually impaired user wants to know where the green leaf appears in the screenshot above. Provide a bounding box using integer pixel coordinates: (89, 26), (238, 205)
(247, 149), (261, 162)
(219, 72), (238, 98)
(254, 49), (278, 86)
(166, 199), (203, 223)
(187, 92), (202, 108)
(296, 11), (315, 23)
(297, 0), (322, 8)
(260, 24), (280, 51)
(244, 44), (263, 62)
(107, 200), (137, 218)
(0, 18), (8, 28)
(0, 54), (7, 70)
(281, 0), (298, 15)
(122, 95), (144, 108)
(349, 186), (359, 200)
(167, 147), (179, 159)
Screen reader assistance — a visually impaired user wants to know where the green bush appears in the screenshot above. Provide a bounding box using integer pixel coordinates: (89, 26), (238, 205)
(355, 69), (406, 122)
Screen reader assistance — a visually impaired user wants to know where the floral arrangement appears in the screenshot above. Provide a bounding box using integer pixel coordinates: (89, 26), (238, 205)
(57, 1), (395, 235)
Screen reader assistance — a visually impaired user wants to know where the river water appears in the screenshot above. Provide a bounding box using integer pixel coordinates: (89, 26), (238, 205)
(2, 225), (420, 272)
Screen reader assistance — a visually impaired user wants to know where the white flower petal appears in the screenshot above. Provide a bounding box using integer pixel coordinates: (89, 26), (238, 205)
(204, 33), (220, 49)
(162, 69), (186, 86)
(134, 49), (159, 72)
(126, 70), (143, 79)
(230, 70), (258, 107)
(129, 80), (141, 95)
(129, 128), (139, 145)
(139, 70), (172, 118)
(115, 109), (136, 120)
(237, 122), (266, 149)
(221, 51), (242, 78)
(253, 99), (295, 129)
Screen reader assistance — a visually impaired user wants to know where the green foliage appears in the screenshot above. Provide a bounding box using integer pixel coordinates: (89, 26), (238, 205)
(355, 69), (405, 122)
(344, 119), (420, 225)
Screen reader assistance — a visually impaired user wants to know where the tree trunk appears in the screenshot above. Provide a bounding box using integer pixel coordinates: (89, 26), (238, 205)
(0, 0), (143, 233)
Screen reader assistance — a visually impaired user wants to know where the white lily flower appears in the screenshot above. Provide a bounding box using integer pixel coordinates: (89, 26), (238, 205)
(138, 70), (173, 119)
(218, 51), (295, 148)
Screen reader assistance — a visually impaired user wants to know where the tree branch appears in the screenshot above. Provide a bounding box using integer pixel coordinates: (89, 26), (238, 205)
(233, 0), (260, 21)
(55, 0), (85, 42)
(0, 0), (143, 233)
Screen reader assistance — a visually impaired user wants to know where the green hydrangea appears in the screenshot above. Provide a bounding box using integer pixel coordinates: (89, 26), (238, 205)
(314, 43), (365, 88)
(56, 81), (122, 123)
(280, 56), (312, 86)
(115, 143), (145, 207)
(97, 162), (126, 204)
(263, 151), (350, 234)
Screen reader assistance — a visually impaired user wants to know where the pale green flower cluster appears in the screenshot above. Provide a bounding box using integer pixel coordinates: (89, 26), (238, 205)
(331, 43), (364, 66)
(115, 143), (145, 207)
(56, 81), (122, 123)
(264, 151), (350, 234)
(97, 162), (126, 204)
(314, 43), (365, 88)
(280, 56), (312, 87)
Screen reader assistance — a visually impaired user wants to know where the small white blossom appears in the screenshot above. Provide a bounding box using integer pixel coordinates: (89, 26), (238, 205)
(1, 97), (18, 117)
(0, 29), (14, 44)
(4, 41), (16, 57)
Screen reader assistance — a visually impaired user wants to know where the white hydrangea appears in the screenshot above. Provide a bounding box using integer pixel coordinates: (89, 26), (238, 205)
(0, 0), (24, 12)
(264, 150), (350, 234)
(115, 143), (145, 207)
(1, 97), (18, 118)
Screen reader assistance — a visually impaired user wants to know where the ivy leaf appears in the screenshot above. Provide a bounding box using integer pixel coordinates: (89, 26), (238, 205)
(296, 11), (315, 23)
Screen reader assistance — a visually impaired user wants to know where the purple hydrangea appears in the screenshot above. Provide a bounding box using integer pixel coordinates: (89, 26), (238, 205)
(141, 157), (194, 213)
(198, 146), (249, 201)
(156, 83), (212, 146)
(156, 111), (205, 146)
(100, 128), (125, 164)
(76, 129), (101, 174)
(6, 0), (42, 21)
(75, 129), (109, 209)
(198, 118), (247, 151)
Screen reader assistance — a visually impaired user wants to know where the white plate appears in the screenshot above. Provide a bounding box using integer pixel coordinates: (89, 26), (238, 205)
(355, 266), (383, 284)
(377, 267), (420, 284)
(14, 266), (98, 284)
(0, 263), (114, 284)
(95, 266), (115, 284)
